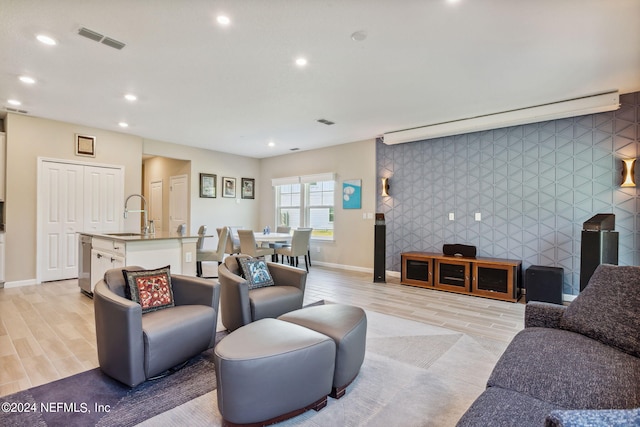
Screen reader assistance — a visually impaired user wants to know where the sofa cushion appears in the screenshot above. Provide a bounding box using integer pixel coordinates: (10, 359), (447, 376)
(545, 408), (640, 427)
(456, 386), (563, 427)
(559, 264), (640, 358)
(237, 257), (274, 290)
(123, 266), (175, 313)
(487, 327), (640, 410)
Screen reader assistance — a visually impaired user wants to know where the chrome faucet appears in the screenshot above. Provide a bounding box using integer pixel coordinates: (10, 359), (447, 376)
(124, 194), (149, 235)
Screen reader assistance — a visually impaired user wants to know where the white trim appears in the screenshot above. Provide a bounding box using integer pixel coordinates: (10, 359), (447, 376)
(300, 172), (335, 183)
(383, 91), (620, 145)
(271, 176), (300, 186)
(4, 279), (38, 288)
(563, 293), (577, 303)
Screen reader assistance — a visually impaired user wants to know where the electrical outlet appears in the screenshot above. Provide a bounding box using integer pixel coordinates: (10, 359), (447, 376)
(475, 212), (481, 221)
(185, 252), (192, 262)
(316, 246), (321, 253)
(448, 212), (455, 221)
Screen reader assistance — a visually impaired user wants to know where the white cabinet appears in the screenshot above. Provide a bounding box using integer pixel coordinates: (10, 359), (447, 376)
(0, 132), (5, 201)
(90, 238), (125, 292)
(84, 165), (123, 234)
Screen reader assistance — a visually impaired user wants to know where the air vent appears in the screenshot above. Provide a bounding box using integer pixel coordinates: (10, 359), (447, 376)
(317, 119), (335, 125)
(290, 148), (300, 151)
(4, 107), (28, 114)
(101, 37), (125, 50)
(77, 27), (126, 50)
(78, 27), (103, 42)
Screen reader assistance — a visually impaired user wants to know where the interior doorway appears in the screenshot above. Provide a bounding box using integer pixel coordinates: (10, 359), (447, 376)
(142, 156), (190, 233)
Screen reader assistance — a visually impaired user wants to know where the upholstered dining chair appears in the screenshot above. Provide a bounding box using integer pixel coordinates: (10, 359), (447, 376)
(217, 255), (306, 331)
(196, 226), (228, 278)
(224, 226), (241, 255)
(276, 228), (312, 272)
(237, 229), (274, 258)
(94, 266), (220, 387)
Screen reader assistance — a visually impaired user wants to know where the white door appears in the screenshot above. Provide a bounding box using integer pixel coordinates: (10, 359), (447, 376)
(41, 161), (84, 282)
(149, 180), (163, 232)
(169, 174), (188, 232)
(84, 166), (123, 233)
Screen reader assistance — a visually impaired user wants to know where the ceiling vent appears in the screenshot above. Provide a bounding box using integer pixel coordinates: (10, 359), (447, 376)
(4, 106), (28, 114)
(317, 119), (335, 125)
(77, 27), (126, 50)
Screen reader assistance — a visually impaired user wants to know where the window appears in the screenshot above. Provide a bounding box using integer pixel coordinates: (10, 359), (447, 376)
(274, 174), (335, 240)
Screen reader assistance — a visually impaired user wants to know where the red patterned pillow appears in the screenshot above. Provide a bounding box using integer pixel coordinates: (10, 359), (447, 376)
(123, 266), (175, 313)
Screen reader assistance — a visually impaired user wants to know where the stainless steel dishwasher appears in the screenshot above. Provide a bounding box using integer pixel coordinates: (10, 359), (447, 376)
(78, 234), (92, 297)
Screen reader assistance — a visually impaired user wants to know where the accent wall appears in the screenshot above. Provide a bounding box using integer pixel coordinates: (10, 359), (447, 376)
(377, 91), (640, 295)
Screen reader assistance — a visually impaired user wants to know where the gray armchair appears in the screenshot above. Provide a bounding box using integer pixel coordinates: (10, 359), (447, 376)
(94, 266), (220, 387)
(218, 255), (306, 332)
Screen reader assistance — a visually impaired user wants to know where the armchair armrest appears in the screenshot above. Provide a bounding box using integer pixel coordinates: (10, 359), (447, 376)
(268, 262), (307, 292)
(93, 280), (145, 387)
(218, 264), (252, 332)
(172, 274), (220, 309)
(525, 301), (567, 329)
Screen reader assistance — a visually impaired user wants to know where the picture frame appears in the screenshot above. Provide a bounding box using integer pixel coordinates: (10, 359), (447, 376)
(222, 177), (236, 198)
(241, 178), (255, 199)
(343, 179), (362, 209)
(199, 173), (216, 198)
(75, 134), (96, 157)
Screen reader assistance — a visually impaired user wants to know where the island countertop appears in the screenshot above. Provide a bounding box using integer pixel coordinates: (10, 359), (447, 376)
(80, 231), (205, 241)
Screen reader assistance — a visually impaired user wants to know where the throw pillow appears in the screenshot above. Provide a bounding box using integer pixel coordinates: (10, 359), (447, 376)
(559, 264), (640, 358)
(237, 257), (274, 290)
(122, 266), (175, 313)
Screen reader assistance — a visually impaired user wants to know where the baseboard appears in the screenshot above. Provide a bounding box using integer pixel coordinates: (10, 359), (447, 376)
(563, 293), (577, 303)
(3, 279), (37, 288)
(312, 261), (373, 274)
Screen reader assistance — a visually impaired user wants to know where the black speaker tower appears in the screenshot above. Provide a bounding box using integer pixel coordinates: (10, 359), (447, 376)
(374, 213), (386, 283)
(579, 213), (618, 291)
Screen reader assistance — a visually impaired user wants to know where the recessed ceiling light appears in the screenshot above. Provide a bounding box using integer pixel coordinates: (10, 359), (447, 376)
(124, 93), (137, 101)
(217, 15), (231, 26)
(351, 31), (367, 42)
(7, 99), (21, 106)
(268, 141), (275, 147)
(118, 122), (129, 128)
(295, 57), (308, 67)
(36, 34), (57, 45)
(19, 76), (36, 84)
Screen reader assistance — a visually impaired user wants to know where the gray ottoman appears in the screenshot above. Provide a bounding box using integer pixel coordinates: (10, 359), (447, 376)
(279, 304), (367, 398)
(214, 318), (335, 426)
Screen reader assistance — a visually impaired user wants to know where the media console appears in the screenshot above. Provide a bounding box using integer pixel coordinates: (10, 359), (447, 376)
(401, 252), (522, 302)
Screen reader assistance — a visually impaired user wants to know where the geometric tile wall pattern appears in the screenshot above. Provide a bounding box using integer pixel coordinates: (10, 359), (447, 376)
(377, 91), (640, 295)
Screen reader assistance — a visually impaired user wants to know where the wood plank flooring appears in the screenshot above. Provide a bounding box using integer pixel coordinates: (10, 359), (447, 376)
(0, 266), (525, 398)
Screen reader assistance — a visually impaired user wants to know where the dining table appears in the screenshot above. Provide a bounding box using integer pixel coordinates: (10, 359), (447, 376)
(253, 232), (292, 243)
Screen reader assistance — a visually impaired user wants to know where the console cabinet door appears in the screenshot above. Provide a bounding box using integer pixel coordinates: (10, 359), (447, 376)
(434, 259), (471, 293)
(401, 254), (433, 287)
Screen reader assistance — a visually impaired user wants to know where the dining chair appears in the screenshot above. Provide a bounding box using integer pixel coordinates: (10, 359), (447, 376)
(237, 229), (274, 258)
(297, 227), (313, 267)
(197, 226), (228, 278)
(275, 228), (312, 272)
(270, 225), (292, 262)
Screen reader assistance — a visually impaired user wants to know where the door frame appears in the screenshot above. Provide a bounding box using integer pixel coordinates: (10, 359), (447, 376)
(36, 157), (124, 284)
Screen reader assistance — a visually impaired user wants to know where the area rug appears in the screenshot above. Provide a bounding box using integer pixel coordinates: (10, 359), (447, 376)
(1, 309), (508, 427)
(0, 331), (228, 427)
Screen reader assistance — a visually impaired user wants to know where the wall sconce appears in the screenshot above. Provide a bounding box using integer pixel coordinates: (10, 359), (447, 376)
(381, 177), (390, 196)
(621, 158), (636, 187)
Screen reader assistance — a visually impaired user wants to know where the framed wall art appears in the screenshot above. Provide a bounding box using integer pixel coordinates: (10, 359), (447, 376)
(343, 179), (362, 209)
(241, 178), (255, 199)
(222, 177), (236, 198)
(199, 173), (216, 198)
(75, 134), (96, 157)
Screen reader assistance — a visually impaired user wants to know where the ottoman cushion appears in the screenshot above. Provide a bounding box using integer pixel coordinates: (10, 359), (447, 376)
(214, 318), (335, 425)
(279, 304), (367, 397)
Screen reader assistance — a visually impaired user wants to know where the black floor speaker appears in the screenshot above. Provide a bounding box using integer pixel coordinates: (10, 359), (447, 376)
(525, 266), (563, 305)
(373, 224), (386, 283)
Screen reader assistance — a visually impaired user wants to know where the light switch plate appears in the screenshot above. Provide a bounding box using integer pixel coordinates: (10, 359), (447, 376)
(475, 212), (482, 221)
(448, 212), (455, 221)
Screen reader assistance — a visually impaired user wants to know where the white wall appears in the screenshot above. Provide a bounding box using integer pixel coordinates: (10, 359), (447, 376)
(4, 113), (143, 283)
(259, 139), (377, 270)
(142, 138), (261, 250)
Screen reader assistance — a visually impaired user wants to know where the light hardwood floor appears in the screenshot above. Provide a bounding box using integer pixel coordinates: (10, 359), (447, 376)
(0, 266), (525, 398)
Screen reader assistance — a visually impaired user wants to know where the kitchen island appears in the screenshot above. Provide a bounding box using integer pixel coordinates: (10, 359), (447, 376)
(79, 231), (202, 295)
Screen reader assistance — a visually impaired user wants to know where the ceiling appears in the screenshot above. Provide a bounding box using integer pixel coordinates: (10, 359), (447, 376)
(1, 0), (639, 159)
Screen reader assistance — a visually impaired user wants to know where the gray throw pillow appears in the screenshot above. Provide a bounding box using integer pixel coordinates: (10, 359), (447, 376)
(237, 257), (274, 290)
(559, 264), (640, 358)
